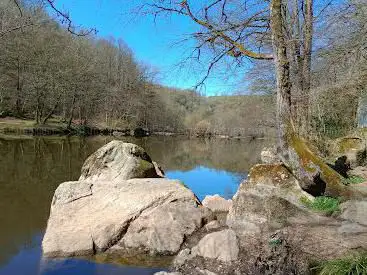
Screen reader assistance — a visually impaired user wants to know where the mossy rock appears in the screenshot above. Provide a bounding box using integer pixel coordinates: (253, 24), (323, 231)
(334, 137), (364, 154)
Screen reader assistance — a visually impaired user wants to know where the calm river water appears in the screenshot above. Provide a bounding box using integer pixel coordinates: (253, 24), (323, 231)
(0, 135), (270, 275)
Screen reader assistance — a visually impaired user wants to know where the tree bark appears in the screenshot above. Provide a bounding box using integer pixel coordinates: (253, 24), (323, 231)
(270, 0), (293, 158)
(270, 0), (361, 199)
(300, 0), (313, 134)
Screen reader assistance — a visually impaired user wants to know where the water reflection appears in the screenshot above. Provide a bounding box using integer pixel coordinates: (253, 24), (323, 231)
(0, 135), (270, 275)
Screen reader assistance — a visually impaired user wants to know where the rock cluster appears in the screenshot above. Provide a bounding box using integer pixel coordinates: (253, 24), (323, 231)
(43, 141), (367, 275)
(171, 163), (367, 275)
(42, 141), (211, 257)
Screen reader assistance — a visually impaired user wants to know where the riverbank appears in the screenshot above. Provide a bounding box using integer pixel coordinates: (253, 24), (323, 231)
(0, 117), (270, 139)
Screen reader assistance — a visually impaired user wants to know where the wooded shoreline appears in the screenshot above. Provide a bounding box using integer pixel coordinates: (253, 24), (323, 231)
(0, 117), (271, 139)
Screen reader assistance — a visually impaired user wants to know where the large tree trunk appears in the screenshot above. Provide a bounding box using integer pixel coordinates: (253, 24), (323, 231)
(270, 0), (362, 199)
(300, 0), (313, 135)
(270, 0), (293, 156)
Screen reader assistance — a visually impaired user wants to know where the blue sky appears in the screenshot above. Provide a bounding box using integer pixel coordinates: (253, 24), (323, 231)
(50, 0), (243, 95)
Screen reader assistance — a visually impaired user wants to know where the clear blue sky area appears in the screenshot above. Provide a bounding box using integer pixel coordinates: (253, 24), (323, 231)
(49, 0), (342, 95)
(50, 0), (242, 95)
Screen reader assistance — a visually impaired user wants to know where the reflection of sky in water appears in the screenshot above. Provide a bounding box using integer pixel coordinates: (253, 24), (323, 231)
(0, 234), (164, 275)
(0, 166), (245, 275)
(166, 166), (246, 200)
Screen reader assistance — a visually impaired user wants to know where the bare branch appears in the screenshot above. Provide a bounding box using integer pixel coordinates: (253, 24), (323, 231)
(43, 0), (96, 36)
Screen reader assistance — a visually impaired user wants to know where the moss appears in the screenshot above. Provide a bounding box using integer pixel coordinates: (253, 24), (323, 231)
(249, 164), (292, 186)
(134, 159), (155, 177)
(337, 137), (363, 153)
(301, 196), (340, 215)
(289, 133), (352, 198)
(300, 195), (313, 206)
(312, 253), (367, 275)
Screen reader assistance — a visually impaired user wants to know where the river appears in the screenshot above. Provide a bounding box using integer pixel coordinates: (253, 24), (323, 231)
(0, 135), (270, 275)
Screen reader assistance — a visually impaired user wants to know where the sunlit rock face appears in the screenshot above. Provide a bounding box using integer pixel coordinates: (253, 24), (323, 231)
(42, 141), (212, 258)
(170, 163), (367, 275)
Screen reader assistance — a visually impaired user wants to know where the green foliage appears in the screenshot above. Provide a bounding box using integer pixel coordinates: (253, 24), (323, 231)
(301, 196), (340, 215)
(313, 253), (367, 275)
(345, 175), (366, 185)
(268, 238), (282, 247)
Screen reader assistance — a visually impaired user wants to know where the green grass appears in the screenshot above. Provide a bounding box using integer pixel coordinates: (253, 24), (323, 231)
(313, 253), (367, 275)
(301, 196), (340, 215)
(268, 238), (282, 247)
(345, 175), (366, 185)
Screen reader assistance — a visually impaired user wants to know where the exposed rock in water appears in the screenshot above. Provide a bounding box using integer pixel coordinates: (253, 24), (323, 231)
(112, 130), (129, 137)
(42, 141), (211, 258)
(202, 194), (232, 213)
(79, 141), (161, 181)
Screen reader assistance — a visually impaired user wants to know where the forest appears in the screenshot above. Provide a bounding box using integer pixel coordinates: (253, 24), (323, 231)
(0, 0), (274, 137)
(0, 0), (365, 140)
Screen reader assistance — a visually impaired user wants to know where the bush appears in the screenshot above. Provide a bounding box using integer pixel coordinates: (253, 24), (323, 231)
(301, 196), (340, 215)
(345, 175), (366, 185)
(313, 253), (367, 275)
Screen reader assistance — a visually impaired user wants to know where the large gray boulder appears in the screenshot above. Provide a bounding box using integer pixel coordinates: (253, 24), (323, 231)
(340, 200), (367, 226)
(79, 141), (161, 182)
(191, 229), (239, 262)
(42, 141), (210, 258)
(227, 163), (367, 260)
(112, 201), (209, 254)
(227, 163), (315, 235)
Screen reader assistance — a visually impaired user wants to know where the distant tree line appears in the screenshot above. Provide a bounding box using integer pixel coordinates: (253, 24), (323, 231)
(0, 0), (275, 136)
(0, 1), (180, 131)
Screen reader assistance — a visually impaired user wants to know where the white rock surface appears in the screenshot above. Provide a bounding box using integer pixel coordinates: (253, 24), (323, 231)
(43, 178), (208, 257)
(340, 200), (367, 226)
(202, 194), (232, 212)
(191, 229), (239, 262)
(204, 220), (221, 231)
(79, 141), (161, 182)
(42, 141), (210, 257)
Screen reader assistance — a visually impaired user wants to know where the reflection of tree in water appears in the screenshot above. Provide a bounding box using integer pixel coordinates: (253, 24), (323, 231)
(0, 137), (105, 266)
(0, 135), (271, 266)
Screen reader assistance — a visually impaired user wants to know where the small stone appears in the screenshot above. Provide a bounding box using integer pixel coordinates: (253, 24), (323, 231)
(205, 220), (221, 231)
(173, 248), (194, 266)
(202, 195), (232, 213)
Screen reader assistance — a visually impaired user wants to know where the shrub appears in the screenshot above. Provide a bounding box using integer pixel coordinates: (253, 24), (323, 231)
(301, 196), (340, 215)
(345, 175), (366, 185)
(313, 253), (367, 275)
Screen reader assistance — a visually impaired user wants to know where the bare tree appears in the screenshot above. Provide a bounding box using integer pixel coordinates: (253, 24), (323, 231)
(145, 0), (361, 197)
